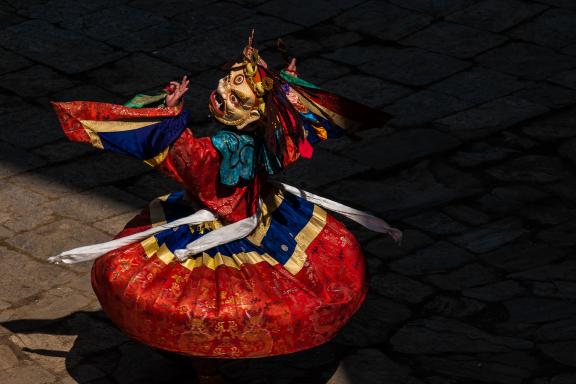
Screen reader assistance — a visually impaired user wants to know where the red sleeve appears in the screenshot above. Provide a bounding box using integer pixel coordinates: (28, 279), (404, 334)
(157, 129), (262, 223)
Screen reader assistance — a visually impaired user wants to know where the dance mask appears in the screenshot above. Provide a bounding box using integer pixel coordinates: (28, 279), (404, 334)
(208, 34), (273, 130)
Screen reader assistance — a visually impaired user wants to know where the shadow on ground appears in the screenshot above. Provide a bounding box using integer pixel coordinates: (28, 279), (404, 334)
(2, 310), (343, 384)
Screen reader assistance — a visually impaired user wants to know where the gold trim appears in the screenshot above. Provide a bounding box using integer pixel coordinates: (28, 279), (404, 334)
(85, 128), (104, 149)
(143, 147), (169, 167)
(284, 205), (327, 275)
(245, 189), (284, 246)
(79, 119), (162, 133)
(141, 236), (159, 258)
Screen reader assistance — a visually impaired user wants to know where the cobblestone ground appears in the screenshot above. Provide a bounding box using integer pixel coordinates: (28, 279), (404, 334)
(1, 0), (576, 383)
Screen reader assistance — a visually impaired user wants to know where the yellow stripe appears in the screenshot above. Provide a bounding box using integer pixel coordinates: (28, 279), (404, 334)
(141, 236), (159, 258)
(284, 205), (327, 275)
(157, 243), (175, 264)
(85, 128), (104, 149)
(246, 188), (285, 246)
(143, 147), (169, 167)
(79, 119), (161, 133)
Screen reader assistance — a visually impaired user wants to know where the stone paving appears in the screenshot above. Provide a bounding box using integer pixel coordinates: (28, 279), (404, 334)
(0, 0), (576, 383)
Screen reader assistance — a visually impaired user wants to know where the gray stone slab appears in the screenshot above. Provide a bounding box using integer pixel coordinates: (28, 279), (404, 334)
(504, 297), (576, 323)
(480, 240), (565, 272)
(321, 74), (412, 108)
(533, 280), (576, 299)
(0, 47), (32, 75)
(129, 0), (216, 17)
(330, 349), (419, 384)
(425, 263), (501, 290)
(173, 2), (253, 33)
(388, 0), (477, 16)
(430, 67), (527, 105)
(259, 0), (361, 26)
(520, 202), (576, 226)
(370, 272), (435, 303)
(6, 218), (110, 261)
(344, 128), (461, 170)
(0, 246), (75, 304)
(447, 0), (548, 32)
(17, 0), (127, 24)
(86, 53), (187, 96)
(449, 142), (519, 168)
(390, 316), (533, 354)
(334, 293), (411, 347)
(522, 107), (576, 141)
(0, 142), (46, 179)
(435, 96), (549, 140)
(365, 229), (434, 261)
(549, 68), (576, 90)
(389, 241), (475, 276)
(508, 259), (576, 282)
(442, 204), (491, 226)
(475, 42), (576, 80)
(107, 22), (189, 53)
(360, 47), (471, 86)
(537, 219), (576, 246)
(0, 362), (56, 384)
(415, 352), (538, 384)
(486, 155), (570, 183)
(0, 20), (124, 74)
(296, 58), (350, 85)
(0, 65), (75, 98)
(539, 341), (576, 368)
(536, 318), (576, 342)
(43, 186), (146, 223)
(402, 210), (468, 235)
(335, 1), (432, 41)
(322, 160), (482, 219)
(155, 15), (300, 71)
(61, 4), (167, 42)
(385, 90), (473, 126)
(10, 152), (150, 199)
(463, 280), (527, 302)
(559, 137), (576, 164)
(323, 45), (390, 67)
(536, 0), (576, 9)
(481, 185), (545, 215)
(448, 217), (528, 253)
(401, 21), (508, 59)
(0, 105), (64, 149)
(514, 82), (576, 109)
(275, 148), (369, 189)
(423, 294), (486, 318)
(509, 8), (576, 50)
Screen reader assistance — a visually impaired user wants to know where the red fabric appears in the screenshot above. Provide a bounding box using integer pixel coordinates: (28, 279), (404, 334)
(91, 205), (367, 358)
(51, 101), (183, 144)
(157, 129), (262, 224)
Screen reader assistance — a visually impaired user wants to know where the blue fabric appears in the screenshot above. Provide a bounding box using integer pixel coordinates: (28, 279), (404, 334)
(261, 192), (314, 264)
(99, 109), (190, 160)
(150, 190), (316, 266)
(211, 130), (256, 186)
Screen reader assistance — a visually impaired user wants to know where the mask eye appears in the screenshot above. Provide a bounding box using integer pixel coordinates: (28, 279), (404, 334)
(233, 74), (244, 85)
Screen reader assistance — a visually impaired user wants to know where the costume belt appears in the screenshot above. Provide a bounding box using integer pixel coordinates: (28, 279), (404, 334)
(48, 182), (403, 265)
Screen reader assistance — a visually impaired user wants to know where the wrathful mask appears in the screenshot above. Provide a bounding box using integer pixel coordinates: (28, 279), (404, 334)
(209, 61), (262, 130)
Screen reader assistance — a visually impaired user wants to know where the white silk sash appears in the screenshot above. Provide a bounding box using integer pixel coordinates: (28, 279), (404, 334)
(48, 183), (402, 264)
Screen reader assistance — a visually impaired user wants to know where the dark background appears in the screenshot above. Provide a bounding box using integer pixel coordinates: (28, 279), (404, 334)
(1, 0), (576, 383)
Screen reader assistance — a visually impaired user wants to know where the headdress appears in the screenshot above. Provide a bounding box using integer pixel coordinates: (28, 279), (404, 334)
(224, 31), (392, 174)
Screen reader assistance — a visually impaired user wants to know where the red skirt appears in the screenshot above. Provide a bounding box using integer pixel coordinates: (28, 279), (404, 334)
(91, 186), (367, 358)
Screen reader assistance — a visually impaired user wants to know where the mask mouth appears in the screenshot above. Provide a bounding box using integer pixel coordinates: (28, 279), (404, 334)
(209, 90), (226, 117)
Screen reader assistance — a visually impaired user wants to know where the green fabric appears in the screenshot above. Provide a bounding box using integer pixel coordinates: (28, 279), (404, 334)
(124, 92), (167, 108)
(280, 70), (320, 89)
